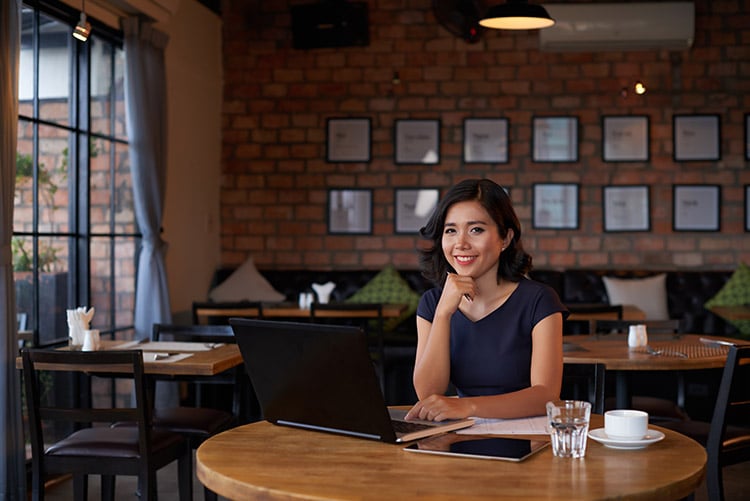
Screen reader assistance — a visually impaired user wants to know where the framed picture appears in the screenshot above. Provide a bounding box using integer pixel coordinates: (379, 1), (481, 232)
(327, 189), (373, 234)
(745, 185), (750, 232)
(462, 118), (509, 163)
(745, 114), (750, 161)
(603, 185), (651, 232)
(532, 183), (579, 230)
(394, 119), (440, 164)
(673, 184), (721, 232)
(532, 116), (578, 162)
(326, 117), (371, 163)
(673, 114), (721, 161)
(394, 188), (440, 234)
(602, 116), (649, 162)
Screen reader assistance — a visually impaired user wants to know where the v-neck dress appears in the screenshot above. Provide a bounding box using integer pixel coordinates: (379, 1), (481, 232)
(416, 278), (567, 397)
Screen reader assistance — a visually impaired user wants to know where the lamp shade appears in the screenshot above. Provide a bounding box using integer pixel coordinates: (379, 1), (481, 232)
(72, 12), (91, 41)
(479, 0), (555, 30)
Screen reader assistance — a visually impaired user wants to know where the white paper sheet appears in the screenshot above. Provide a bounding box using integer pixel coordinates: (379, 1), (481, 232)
(115, 341), (223, 352)
(142, 352), (192, 363)
(456, 415), (549, 435)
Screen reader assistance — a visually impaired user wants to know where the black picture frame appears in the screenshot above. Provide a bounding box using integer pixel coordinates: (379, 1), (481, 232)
(394, 119), (440, 164)
(532, 116), (578, 163)
(603, 185), (651, 232)
(673, 114), (721, 162)
(462, 118), (509, 163)
(326, 117), (371, 163)
(672, 184), (721, 232)
(394, 188), (440, 234)
(602, 116), (649, 162)
(532, 183), (580, 230)
(327, 188), (373, 234)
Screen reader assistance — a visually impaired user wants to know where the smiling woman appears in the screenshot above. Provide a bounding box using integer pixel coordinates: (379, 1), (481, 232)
(407, 179), (567, 422)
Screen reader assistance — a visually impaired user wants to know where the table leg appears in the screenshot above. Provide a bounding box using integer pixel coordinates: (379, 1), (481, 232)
(615, 371), (632, 409)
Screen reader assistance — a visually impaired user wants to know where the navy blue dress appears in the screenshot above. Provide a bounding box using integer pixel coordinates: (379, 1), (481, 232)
(416, 278), (567, 398)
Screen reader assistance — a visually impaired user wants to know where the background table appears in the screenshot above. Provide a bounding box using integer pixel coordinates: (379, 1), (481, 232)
(563, 333), (745, 408)
(196, 415), (706, 500)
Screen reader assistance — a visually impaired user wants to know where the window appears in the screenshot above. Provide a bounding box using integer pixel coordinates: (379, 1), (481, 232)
(15, 1), (138, 348)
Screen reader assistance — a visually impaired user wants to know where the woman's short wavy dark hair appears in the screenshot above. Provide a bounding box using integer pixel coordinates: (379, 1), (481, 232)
(418, 178), (532, 287)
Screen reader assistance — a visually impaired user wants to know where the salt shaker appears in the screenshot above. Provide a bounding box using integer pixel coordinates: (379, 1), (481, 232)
(628, 325), (640, 349)
(637, 324), (648, 347)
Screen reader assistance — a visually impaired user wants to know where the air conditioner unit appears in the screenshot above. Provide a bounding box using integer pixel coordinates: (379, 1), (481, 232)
(539, 2), (694, 52)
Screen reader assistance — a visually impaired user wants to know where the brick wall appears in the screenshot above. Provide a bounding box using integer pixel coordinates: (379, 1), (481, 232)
(220, 0), (750, 271)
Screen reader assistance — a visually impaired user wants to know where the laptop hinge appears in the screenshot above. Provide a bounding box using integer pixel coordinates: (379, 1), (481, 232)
(277, 420), (383, 441)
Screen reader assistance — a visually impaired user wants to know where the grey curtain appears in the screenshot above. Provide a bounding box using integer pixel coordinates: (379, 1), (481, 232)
(123, 18), (176, 406)
(0, 1), (27, 500)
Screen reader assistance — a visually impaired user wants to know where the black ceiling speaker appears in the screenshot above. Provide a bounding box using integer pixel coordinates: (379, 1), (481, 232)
(291, 1), (369, 50)
(432, 0), (486, 44)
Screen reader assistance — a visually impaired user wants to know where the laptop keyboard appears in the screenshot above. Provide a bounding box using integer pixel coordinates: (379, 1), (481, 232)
(391, 419), (434, 434)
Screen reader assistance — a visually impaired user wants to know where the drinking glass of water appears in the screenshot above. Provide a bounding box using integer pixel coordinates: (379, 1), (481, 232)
(546, 400), (591, 458)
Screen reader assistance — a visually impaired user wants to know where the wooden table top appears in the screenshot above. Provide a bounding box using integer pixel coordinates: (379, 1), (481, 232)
(567, 304), (645, 322)
(563, 333), (746, 371)
(15, 340), (243, 377)
(196, 414), (706, 501)
(194, 302), (407, 323)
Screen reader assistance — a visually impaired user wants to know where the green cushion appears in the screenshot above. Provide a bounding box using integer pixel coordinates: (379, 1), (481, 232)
(345, 266), (421, 332)
(704, 263), (750, 337)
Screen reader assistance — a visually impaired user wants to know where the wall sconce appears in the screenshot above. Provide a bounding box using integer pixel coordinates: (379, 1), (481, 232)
(72, 0), (91, 42)
(479, 0), (555, 30)
(634, 81), (646, 95)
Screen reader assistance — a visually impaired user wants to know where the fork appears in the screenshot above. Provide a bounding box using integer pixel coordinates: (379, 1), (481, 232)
(645, 345), (687, 358)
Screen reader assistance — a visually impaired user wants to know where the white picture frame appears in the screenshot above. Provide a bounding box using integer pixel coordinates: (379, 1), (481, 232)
(673, 114), (721, 161)
(603, 185), (651, 232)
(532, 183), (579, 230)
(326, 117), (371, 163)
(673, 184), (721, 232)
(462, 118), (509, 163)
(602, 116), (649, 162)
(394, 188), (440, 234)
(532, 116), (578, 162)
(394, 119), (440, 164)
(327, 189), (373, 234)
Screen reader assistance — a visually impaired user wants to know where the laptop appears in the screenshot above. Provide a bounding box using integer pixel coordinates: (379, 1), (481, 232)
(230, 318), (474, 443)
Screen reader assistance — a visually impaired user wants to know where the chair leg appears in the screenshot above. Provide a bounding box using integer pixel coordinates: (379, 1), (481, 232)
(101, 474), (116, 501)
(706, 462), (725, 501)
(178, 448), (193, 501)
(72, 474), (88, 501)
(140, 471), (158, 501)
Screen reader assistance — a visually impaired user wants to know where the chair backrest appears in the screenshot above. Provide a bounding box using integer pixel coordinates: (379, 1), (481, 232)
(565, 304), (623, 334)
(22, 349), (152, 463)
(192, 301), (263, 325)
(560, 362), (606, 414)
(591, 319), (681, 336)
(707, 345), (750, 469)
(152, 323), (235, 343)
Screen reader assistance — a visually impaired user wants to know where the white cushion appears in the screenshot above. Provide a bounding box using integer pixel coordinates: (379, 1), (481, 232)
(602, 274), (670, 320)
(208, 256), (285, 302)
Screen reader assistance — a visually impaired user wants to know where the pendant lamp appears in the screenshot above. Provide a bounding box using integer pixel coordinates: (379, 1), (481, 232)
(72, 0), (92, 42)
(479, 0), (555, 30)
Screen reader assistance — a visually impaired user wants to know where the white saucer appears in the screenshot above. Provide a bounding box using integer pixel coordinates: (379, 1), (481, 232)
(588, 428), (665, 450)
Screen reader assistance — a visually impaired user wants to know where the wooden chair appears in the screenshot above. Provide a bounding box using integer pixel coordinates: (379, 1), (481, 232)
(191, 301), (263, 325)
(660, 345), (750, 501)
(150, 324), (241, 501)
(561, 362), (606, 414)
(564, 304), (623, 335)
(22, 348), (192, 501)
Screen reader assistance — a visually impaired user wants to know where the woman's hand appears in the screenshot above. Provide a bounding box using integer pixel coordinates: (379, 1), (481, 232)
(405, 394), (475, 422)
(437, 273), (475, 315)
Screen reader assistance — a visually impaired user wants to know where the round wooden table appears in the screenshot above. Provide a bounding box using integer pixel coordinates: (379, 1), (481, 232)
(196, 415), (706, 500)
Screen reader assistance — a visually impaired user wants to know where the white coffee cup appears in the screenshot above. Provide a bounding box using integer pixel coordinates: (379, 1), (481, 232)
(604, 409), (649, 440)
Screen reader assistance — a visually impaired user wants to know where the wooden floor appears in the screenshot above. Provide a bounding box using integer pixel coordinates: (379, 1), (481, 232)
(41, 451), (749, 500)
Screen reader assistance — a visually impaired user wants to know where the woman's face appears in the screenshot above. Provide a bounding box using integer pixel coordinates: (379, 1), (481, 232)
(441, 200), (506, 279)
